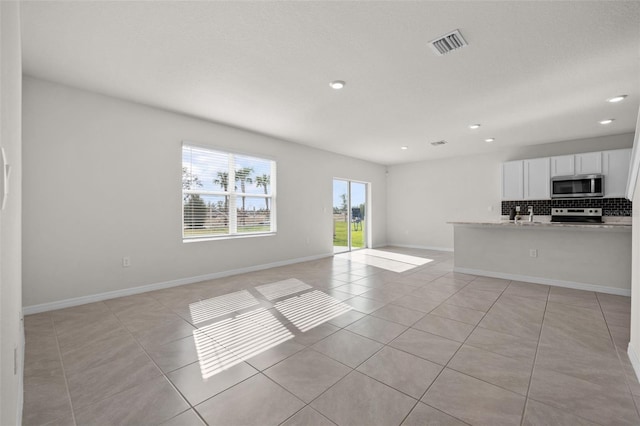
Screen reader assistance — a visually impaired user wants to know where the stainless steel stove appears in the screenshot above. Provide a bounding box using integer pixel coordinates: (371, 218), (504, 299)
(551, 207), (603, 224)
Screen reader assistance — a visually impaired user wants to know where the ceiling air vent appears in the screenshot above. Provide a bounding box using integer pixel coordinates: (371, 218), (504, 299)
(429, 29), (467, 56)
(430, 140), (447, 146)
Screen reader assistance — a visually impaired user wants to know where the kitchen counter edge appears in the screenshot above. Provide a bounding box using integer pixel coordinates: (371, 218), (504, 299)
(448, 220), (631, 230)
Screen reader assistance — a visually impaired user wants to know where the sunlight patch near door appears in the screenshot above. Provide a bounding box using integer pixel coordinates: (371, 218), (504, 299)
(336, 249), (433, 273)
(363, 249), (432, 266)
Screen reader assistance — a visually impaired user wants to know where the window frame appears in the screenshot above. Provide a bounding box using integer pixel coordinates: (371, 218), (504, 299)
(182, 142), (277, 242)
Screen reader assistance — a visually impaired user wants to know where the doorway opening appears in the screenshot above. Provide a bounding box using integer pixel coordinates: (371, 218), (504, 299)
(333, 179), (368, 253)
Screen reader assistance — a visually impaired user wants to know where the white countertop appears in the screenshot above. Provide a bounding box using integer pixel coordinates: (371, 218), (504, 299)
(448, 219), (631, 230)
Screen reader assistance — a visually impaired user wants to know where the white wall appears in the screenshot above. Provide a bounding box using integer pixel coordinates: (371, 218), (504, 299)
(387, 133), (634, 250)
(0, 1), (23, 424)
(22, 77), (387, 309)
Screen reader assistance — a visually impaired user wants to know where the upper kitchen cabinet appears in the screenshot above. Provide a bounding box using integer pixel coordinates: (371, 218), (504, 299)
(550, 152), (603, 176)
(602, 148), (632, 198)
(551, 155), (575, 177)
(575, 152), (602, 175)
(502, 160), (523, 200)
(524, 157), (550, 200)
(502, 148), (631, 201)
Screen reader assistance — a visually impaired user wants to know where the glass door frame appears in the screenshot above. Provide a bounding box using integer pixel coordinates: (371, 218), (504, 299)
(333, 178), (369, 253)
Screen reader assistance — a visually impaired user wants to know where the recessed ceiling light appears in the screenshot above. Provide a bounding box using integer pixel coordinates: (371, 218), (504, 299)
(607, 95), (627, 103)
(469, 124), (481, 129)
(599, 119), (614, 125)
(485, 138), (495, 143)
(329, 80), (345, 90)
(401, 146), (408, 150)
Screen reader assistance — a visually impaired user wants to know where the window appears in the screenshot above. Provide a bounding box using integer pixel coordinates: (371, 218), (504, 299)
(182, 143), (276, 240)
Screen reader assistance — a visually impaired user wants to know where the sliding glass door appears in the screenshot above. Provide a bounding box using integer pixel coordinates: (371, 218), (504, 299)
(333, 179), (367, 253)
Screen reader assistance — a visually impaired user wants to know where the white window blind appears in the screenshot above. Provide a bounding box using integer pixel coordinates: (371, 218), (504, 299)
(182, 144), (276, 240)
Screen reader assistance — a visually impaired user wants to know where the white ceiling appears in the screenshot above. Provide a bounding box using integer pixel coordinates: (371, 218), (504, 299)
(20, 1), (640, 165)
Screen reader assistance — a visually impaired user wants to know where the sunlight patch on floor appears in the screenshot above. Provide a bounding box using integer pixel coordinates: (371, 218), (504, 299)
(193, 284), (352, 379)
(192, 329), (244, 379)
(255, 278), (312, 300)
(336, 249), (433, 272)
(188, 290), (260, 324)
(195, 308), (293, 378)
(275, 290), (352, 332)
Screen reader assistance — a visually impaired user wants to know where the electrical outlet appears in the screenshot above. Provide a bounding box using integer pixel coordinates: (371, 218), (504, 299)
(529, 249), (538, 258)
(122, 256), (131, 268)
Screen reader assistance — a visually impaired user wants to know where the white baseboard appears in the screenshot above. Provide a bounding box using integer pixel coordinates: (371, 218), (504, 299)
(453, 266), (631, 296)
(23, 252), (333, 315)
(628, 343), (640, 384)
(386, 243), (454, 253)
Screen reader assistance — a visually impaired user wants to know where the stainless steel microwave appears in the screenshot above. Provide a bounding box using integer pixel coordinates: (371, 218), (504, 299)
(551, 174), (604, 198)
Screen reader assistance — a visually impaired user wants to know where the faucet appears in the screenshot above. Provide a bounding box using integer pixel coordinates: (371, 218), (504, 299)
(528, 206), (534, 222)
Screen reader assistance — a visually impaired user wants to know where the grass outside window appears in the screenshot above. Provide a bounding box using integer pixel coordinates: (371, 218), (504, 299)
(333, 220), (364, 248)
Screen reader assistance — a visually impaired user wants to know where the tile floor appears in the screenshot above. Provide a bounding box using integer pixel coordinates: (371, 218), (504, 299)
(22, 247), (640, 425)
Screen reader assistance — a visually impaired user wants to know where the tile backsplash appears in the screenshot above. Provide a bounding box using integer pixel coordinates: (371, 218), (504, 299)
(501, 198), (632, 216)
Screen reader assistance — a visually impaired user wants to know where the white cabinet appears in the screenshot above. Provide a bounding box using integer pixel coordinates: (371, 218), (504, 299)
(502, 160), (523, 200)
(524, 157), (550, 200)
(576, 152), (602, 175)
(602, 148), (631, 198)
(551, 155), (574, 177)
(502, 158), (549, 201)
(551, 152), (602, 176)
(502, 148), (630, 201)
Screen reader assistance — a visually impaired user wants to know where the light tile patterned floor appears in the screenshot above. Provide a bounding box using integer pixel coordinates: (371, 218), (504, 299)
(22, 247), (640, 425)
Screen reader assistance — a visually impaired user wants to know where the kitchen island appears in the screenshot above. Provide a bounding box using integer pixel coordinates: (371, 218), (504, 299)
(450, 220), (632, 295)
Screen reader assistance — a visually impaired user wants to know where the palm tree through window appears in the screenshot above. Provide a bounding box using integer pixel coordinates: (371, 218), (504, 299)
(182, 144), (276, 240)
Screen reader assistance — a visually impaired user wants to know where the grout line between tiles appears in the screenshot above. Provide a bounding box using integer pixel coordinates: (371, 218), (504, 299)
(518, 286), (550, 426)
(595, 292), (640, 419)
(101, 300), (212, 424)
(280, 268), (447, 424)
(160, 408), (202, 426)
(51, 315), (78, 426)
(518, 289), (620, 426)
(277, 405), (336, 426)
(395, 276), (507, 425)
